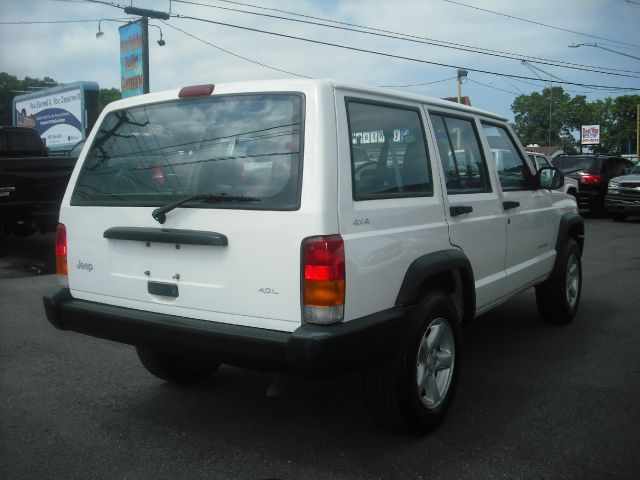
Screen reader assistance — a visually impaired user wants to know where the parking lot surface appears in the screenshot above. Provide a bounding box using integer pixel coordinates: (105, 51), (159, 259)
(1, 216), (639, 479)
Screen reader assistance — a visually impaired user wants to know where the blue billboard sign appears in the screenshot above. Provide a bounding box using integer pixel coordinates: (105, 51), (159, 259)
(119, 19), (148, 98)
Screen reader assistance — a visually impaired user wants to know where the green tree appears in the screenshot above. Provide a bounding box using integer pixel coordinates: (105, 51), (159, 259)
(0, 72), (57, 125)
(512, 87), (639, 155)
(592, 95), (639, 154)
(99, 87), (120, 111)
(511, 86), (587, 152)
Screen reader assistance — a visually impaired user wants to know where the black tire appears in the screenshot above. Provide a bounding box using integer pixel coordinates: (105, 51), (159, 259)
(612, 212), (627, 222)
(363, 290), (461, 435)
(136, 346), (220, 384)
(535, 239), (582, 324)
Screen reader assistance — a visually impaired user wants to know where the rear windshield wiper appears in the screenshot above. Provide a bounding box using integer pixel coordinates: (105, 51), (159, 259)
(152, 193), (260, 224)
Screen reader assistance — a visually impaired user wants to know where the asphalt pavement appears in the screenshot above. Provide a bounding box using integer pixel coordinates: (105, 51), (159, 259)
(1, 216), (639, 479)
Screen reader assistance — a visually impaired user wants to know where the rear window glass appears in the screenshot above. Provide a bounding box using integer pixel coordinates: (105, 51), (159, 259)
(71, 93), (303, 210)
(553, 157), (599, 174)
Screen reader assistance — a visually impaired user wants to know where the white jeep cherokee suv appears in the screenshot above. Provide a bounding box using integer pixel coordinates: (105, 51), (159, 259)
(44, 79), (584, 435)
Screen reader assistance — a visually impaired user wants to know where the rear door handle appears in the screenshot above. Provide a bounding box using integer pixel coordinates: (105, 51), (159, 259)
(450, 205), (473, 217)
(503, 201), (520, 210)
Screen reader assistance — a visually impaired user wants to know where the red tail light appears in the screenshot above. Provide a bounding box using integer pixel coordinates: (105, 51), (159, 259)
(56, 223), (68, 276)
(579, 174), (601, 185)
(302, 235), (345, 324)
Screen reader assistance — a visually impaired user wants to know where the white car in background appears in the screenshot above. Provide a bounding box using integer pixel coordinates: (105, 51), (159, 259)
(527, 151), (579, 200)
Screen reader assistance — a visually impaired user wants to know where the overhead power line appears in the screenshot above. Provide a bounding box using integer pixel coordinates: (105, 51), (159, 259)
(440, 0), (640, 49)
(36, 0), (640, 92)
(169, 0), (640, 76)
(200, 0), (640, 50)
(159, 20), (311, 79)
(505, 75), (632, 95)
(467, 79), (520, 96)
(0, 17), (129, 24)
(521, 61), (566, 84)
(501, 78), (525, 94)
(168, 14), (640, 91)
(378, 77), (457, 88)
(164, 20), (453, 89)
(160, 20), (635, 96)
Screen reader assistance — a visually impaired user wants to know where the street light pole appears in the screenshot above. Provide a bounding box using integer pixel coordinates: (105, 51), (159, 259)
(568, 42), (640, 61)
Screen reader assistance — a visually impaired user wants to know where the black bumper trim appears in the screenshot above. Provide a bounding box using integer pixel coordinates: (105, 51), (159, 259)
(43, 289), (409, 379)
(103, 227), (228, 246)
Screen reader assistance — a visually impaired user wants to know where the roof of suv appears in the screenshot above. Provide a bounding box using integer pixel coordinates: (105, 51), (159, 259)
(98, 78), (507, 122)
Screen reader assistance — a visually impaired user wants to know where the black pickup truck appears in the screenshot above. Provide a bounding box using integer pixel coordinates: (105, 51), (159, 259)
(1, 126), (77, 236)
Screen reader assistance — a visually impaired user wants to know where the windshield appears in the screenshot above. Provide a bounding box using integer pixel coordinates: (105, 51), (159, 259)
(632, 163), (640, 174)
(552, 157), (599, 174)
(71, 93), (303, 210)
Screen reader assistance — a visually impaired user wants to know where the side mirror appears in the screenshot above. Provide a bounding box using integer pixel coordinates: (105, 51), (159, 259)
(537, 167), (564, 190)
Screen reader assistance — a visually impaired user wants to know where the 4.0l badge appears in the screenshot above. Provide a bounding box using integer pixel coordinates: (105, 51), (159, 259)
(258, 287), (279, 295)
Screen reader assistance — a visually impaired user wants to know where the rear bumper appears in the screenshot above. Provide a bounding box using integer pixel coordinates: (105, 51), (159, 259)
(576, 190), (603, 209)
(43, 289), (409, 379)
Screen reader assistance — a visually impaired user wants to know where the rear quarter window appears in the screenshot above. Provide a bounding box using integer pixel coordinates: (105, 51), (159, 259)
(346, 99), (433, 200)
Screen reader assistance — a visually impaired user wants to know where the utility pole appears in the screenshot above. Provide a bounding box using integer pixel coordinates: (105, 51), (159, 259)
(637, 103), (639, 157)
(141, 17), (150, 93)
(457, 69), (468, 104)
(549, 90), (553, 148)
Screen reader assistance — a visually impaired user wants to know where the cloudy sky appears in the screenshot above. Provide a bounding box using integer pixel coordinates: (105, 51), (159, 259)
(1, 0), (639, 120)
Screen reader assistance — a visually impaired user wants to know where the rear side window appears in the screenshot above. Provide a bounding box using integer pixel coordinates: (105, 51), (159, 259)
(481, 122), (532, 191)
(430, 114), (491, 194)
(71, 93), (303, 210)
(346, 100), (432, 200)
